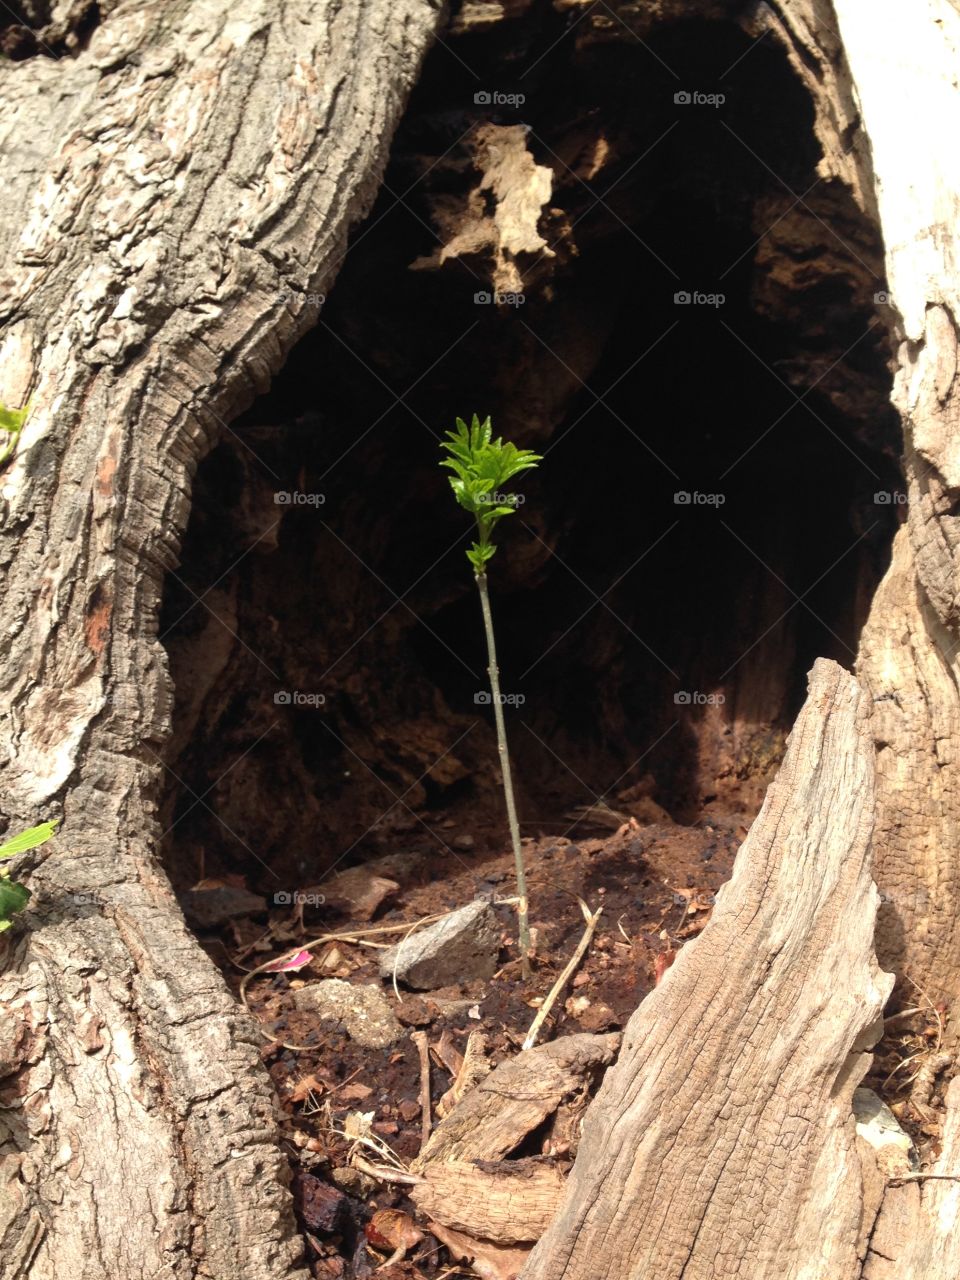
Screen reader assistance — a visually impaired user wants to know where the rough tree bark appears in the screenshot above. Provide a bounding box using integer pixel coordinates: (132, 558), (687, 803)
(0, 3), (437, 1277)
(3, 0), (960, 1277)
(521, 6), (960, 1275)
(523, 660), (893, 1280)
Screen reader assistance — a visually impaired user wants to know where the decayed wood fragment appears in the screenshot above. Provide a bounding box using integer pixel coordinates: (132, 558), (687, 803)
(413, 1031), (620, 1171)
(411, 1159), (566, 1243)
(521, 660), (894, 1280)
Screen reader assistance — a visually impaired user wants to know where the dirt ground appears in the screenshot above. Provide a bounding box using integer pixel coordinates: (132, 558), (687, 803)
(189, 788), (948, 1279)
(175, 757), (957, 1280)
(189, 794), (737, 1277)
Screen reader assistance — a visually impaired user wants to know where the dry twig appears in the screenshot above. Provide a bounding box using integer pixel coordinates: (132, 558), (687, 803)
(522, 898), (603, 1051)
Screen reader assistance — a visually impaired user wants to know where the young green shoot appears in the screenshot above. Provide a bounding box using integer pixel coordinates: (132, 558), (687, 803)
(0, 820), (58, 931)
(440, 414), (541, 978)
(0, 402), (29, 469)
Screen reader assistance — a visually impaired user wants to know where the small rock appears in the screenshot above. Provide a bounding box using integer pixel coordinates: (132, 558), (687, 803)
(576, 1001), (618, 1032)
(294, 1172), (349, 1233)
(183, 882), (266, 928)
(853, 1087), (918, 1175)
(313, 868), (399, 921)
(452, 833), (475, 851)
(331, 1167), (374, 1197)
(294, 980), (402, 1048)
(565, 995), (591, 1017)
(399, 1099), (421, 1122)
(396, 996), (434, 1027)
(378, 900), (500, 990)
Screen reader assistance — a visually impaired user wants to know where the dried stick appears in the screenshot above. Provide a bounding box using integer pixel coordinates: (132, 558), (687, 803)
(411, 1029), (432, 1150)
(522, 898), (603, 1051)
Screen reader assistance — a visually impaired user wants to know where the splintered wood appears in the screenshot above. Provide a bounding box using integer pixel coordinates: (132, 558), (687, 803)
(521, 660), (894, 1280)
(411, 1032), (621, 1272)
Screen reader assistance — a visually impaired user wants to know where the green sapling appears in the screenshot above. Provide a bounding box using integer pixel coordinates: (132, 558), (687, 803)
(440, 414), (541, 978)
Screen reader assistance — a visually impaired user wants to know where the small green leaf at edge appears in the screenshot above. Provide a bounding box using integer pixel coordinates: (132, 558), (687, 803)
(0, 820), (59, 860)
(0, 878), (30, 924)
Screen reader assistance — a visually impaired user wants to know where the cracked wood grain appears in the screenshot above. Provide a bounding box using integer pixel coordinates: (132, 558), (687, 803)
(0, 2), (438, 1277)
(521, 660), (893, 1280)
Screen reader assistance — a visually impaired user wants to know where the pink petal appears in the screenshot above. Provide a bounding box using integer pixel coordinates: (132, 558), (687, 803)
(264, 949), (312, 972)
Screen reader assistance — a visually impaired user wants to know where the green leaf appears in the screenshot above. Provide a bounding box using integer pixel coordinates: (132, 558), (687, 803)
(0, 404), (28, 434)
(0, 401), (29, 468)
(467, 541), (497, 572)
(440, 414), (540, 573)
(0, 877), (30, 925)
(0, 820), (59, 860)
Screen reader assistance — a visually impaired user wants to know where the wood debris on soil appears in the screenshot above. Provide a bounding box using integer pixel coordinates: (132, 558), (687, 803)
(195, 803), (740, 1278)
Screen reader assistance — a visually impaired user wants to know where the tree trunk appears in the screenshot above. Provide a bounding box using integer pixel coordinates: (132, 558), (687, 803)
(522, 659), (892, 1280)
(0, 3), (437, 1277)
(3, 0), (960, 1276)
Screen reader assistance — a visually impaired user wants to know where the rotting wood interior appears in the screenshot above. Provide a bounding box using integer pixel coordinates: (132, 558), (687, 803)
(157, 10), (903, 897)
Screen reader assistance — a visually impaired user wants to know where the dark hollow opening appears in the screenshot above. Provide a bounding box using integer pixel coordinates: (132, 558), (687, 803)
(158, 12), (903, 897)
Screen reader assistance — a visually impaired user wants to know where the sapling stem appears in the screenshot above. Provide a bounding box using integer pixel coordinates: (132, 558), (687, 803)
(475, 570), (530, 979)
(438, 413), (541, 980)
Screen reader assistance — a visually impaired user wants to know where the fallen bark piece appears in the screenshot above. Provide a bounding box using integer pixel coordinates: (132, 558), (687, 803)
(379, 901), (500, 989)
(313, 869), (400, 920)
(437, 1029), (490, 1118)
(293, 980), (402, 1049)
(412, 1159), (565, 1243)
(429, 1221), (531, 1280)
(521, 660), (894, 1280)
(415, 1032), (620, 1171)
(182, 880), (266, 927)
(294, 1172), (350, 1234)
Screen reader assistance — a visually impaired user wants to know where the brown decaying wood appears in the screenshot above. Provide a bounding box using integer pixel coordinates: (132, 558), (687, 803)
(411, 1159), (566, 1244)
(412, 1032), (621, 1172)
(521, 660), (894, 1280)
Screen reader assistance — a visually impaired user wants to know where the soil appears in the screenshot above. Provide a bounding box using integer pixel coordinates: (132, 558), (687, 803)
(196, 795), (745, 1278)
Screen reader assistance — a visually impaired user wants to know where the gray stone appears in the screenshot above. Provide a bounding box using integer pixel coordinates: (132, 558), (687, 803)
(379, 900), (500, 989)
(293, 979), (402, 1048)
(853, 1086), (918, 1174)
